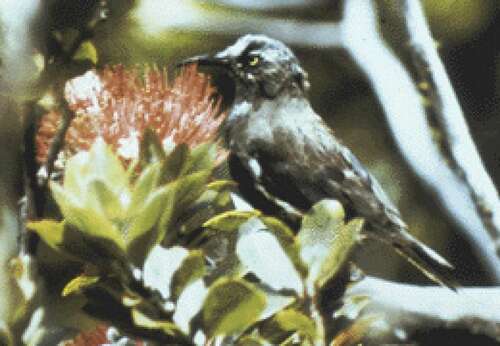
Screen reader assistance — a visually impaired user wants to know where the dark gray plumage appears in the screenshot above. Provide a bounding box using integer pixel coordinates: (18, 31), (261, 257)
(182, 34), (456, 288)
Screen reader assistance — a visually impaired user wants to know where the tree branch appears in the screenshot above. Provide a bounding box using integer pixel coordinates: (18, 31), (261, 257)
(347, 276), (500, 343)
(401, 0), (500, 256)
(333, 0), (500, 281)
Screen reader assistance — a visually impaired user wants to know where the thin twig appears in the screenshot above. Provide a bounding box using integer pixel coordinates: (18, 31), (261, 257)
(37, 99), (74, 188)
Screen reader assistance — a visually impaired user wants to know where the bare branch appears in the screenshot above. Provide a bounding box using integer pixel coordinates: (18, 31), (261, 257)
(402, 0), (500, 255)
(336, 0), (500, 281)
(347, 276), (500, 343)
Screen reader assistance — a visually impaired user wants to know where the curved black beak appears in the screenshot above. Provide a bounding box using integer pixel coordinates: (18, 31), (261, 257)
(176, 54), (232, 70)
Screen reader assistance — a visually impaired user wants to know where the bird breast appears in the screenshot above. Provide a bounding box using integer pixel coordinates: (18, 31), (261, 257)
(229, 96), (335, 159)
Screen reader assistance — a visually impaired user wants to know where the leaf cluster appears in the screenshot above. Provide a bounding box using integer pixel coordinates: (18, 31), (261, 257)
(26, 133), (371, 345)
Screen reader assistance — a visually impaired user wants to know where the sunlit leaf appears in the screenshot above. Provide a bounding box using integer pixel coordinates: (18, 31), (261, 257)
(62, 274), (100, 297)
(297, 200), (345, 269)
(26, 220), (65, 253)
(206, 179), (237, 192)
(131, 309), (180, 336)
(260, 216), (307, 277)
(296, 200), (360, 290)
(87, 179), (124, 220)
(63, 151), (92, 197)
(315, 218), (364, 288)
(274, 309), (316, 342)
(87, 138), (129, 193)
(50, 183), (126, 251)
(73, 40), (98, 64)
(202, 277), (266, 338)
(236, 218), (303, 295)
(125, 184), (173, 250)
(203, 210), (261, 232)
(128, 161), (162, 213)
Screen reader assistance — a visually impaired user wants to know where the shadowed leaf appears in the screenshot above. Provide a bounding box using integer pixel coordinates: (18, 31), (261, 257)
(170, 250), (206, 301)
(181, 143), (217, 175)
(202, 277), (266, 338)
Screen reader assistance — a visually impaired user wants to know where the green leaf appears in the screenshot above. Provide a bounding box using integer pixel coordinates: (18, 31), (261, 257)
(158, 170), (211, 245)
(203, 210), (261, 232)
(139, 129), (167, 166)
(128, 161), (162, 213)
(176, 170), (212, 207)
(170, 250), (206, 301)
(87, 138), (128, 193)
(87, 179), (124, 220)
(51, 181), (126, 251)
(143, 246), (189, 300)
(181, 143), (217, 175)
(126, 184), (172, 248)
(73, 40), (98, 64)
(316, 218), (364, 288)
(260, 217), (295, 239)
(62, 274), (100, 297)
(297, 199), (354, 289)
(131, 309), (181, 336)
(274, 309), (316, 342)
(161, 143), (189, 182)
(63, 151), (91, 197)
(236, 219), (304, 295)
(206, 179), (237, 192)
(237, 335), (269, 346)
(261, 216), (307, 278)
(202, 278), (266, 338)
(26, 220), (65, 252)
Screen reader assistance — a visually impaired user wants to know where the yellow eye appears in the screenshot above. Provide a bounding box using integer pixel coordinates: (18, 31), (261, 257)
(248, 56), (260, 66)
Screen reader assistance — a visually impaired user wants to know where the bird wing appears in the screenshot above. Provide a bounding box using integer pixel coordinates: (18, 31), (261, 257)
(315, 145), (405, 229)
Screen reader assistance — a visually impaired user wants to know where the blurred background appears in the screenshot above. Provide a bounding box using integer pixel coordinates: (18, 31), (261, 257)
(1, 0), (499, 286)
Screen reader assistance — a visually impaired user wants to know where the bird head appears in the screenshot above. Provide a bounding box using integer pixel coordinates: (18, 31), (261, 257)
(179, 34), (310, 101)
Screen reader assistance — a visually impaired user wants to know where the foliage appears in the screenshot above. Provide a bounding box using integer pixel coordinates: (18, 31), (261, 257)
(24, 135), (370, 345)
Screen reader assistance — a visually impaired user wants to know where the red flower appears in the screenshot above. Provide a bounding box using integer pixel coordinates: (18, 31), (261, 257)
(61, 324), (145, 346)
(36, 64), (226, 165)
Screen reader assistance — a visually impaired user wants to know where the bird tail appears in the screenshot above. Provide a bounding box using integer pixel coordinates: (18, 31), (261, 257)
(375, 229), (458, 290)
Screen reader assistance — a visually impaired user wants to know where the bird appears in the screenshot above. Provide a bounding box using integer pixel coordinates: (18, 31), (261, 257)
(180, 34), (457, 289)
